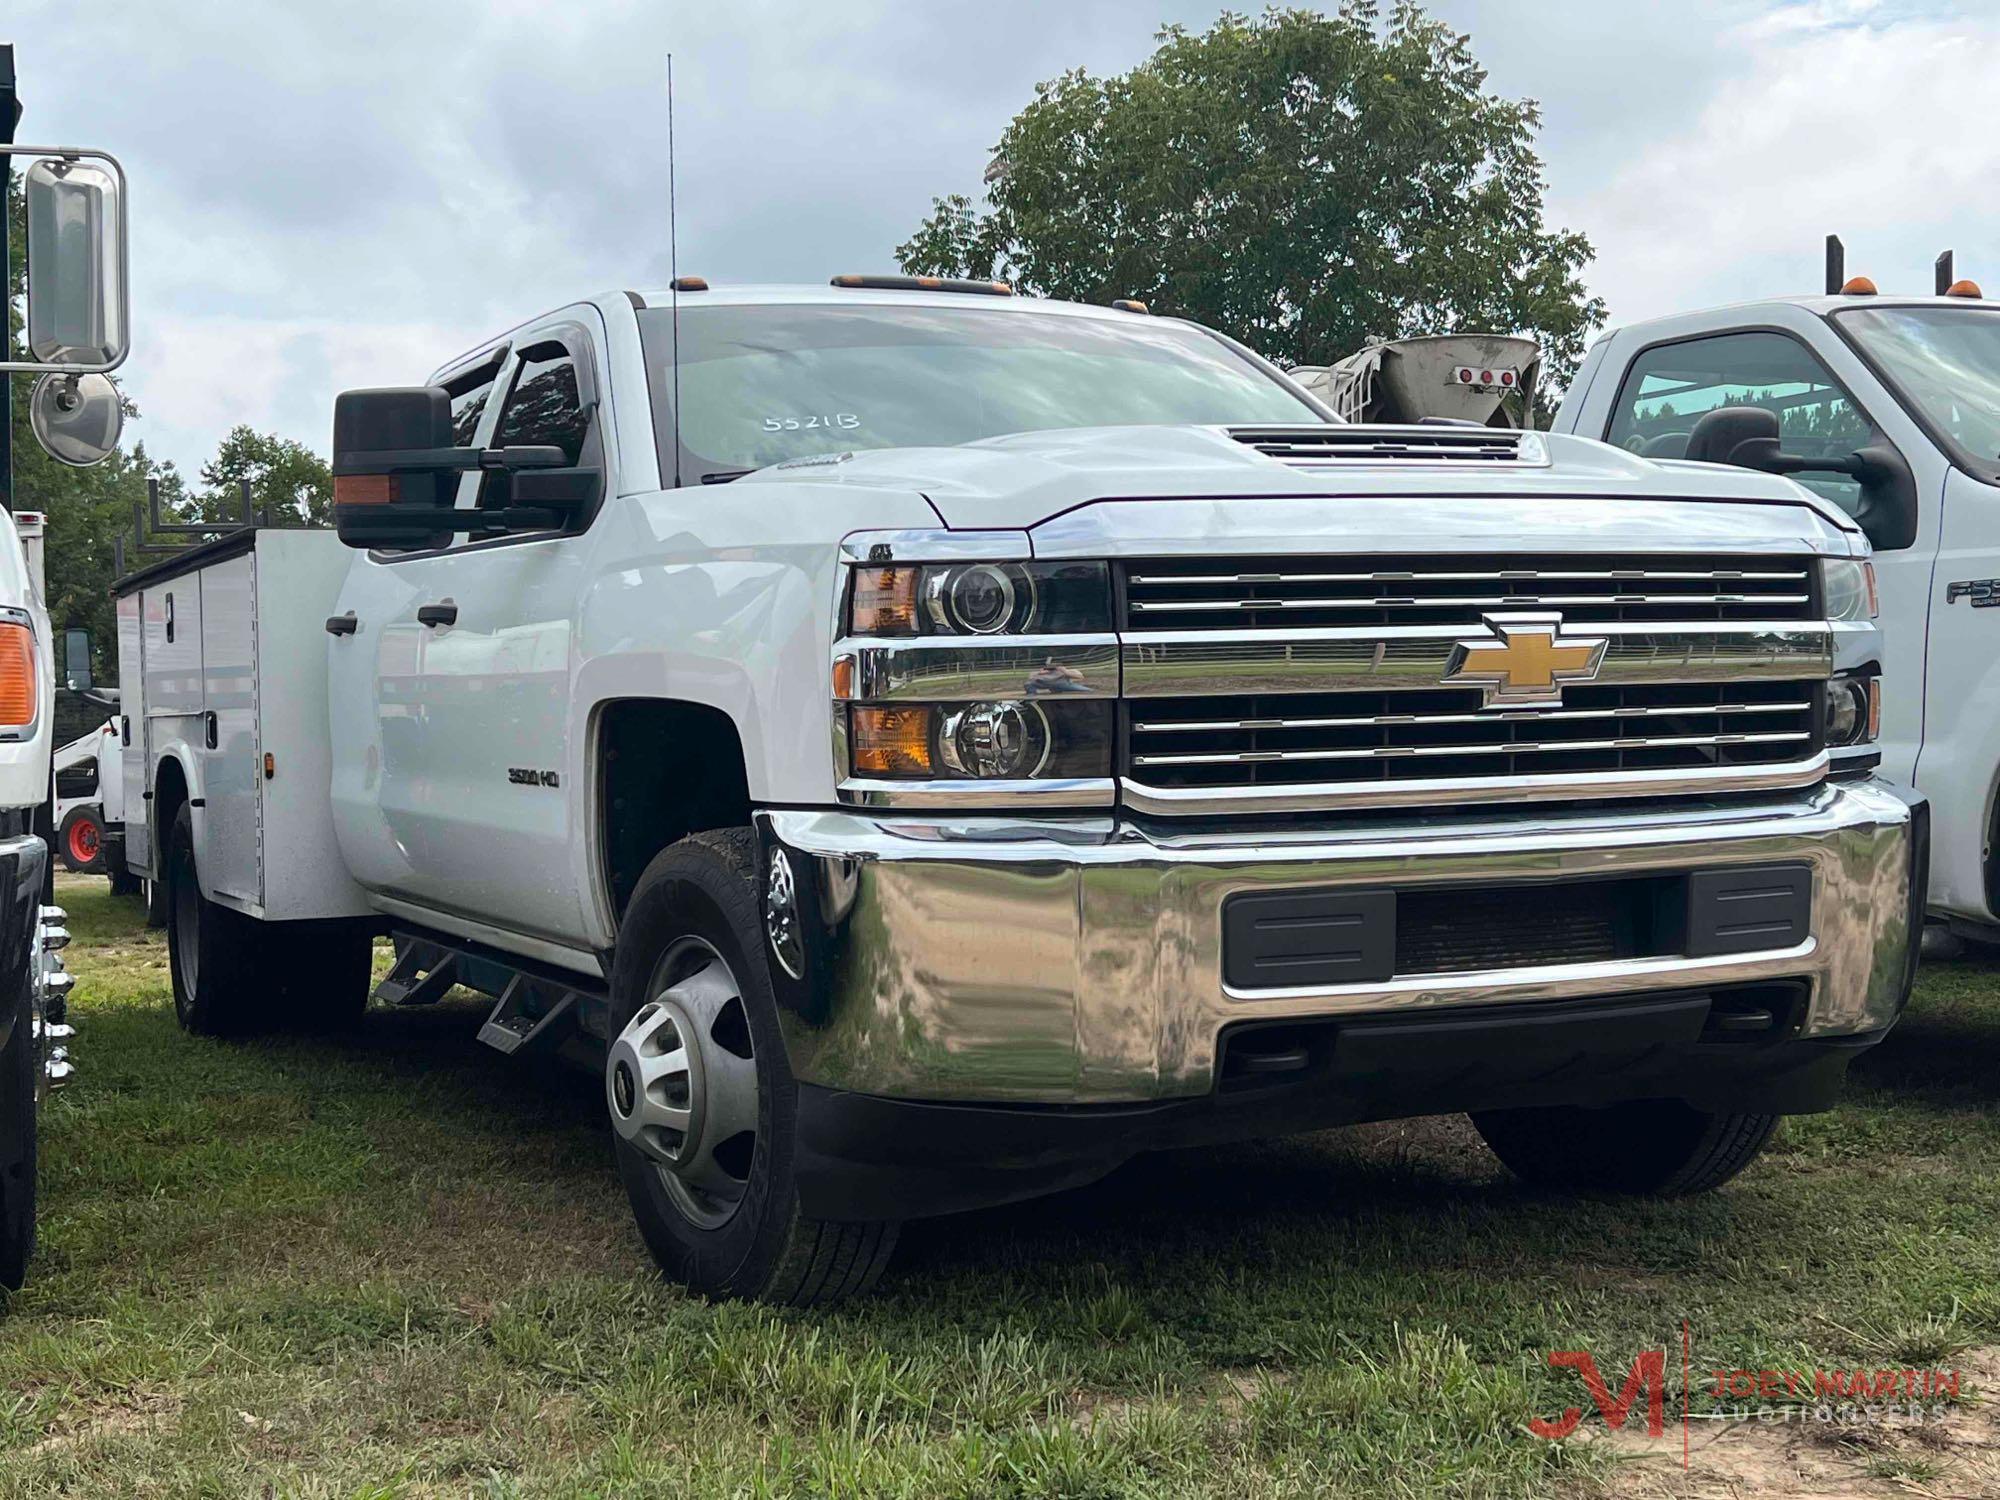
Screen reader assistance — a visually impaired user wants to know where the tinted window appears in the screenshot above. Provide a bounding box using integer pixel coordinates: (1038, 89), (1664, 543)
(447, 361), (501, 447)
(1837, 305), (2000, 479)
(638, 303), (1318, 481)
(1606, 331), (1876, 517)
(495, 346), (590, 464)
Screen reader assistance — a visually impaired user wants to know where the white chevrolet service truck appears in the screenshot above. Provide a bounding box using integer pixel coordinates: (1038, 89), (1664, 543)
(117, 277), (1923, 1305)
(1554, 243), (2000, 946)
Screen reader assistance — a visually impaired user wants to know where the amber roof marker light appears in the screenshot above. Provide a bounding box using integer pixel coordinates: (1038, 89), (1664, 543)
(831, 274), (1013, 296)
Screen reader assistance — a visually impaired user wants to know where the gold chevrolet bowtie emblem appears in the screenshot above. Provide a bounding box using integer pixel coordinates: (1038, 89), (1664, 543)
(1443, 612), (1608, 709)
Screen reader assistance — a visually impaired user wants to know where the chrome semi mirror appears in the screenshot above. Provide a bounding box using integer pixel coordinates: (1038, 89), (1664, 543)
(29, 372), (123, 467)
(2, 147), (129, 377)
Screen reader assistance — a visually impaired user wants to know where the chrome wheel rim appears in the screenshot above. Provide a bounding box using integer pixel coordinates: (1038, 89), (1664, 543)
(606, 936), (759, 1230)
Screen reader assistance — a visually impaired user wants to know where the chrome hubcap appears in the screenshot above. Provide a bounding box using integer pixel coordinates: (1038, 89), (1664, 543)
(606, 937), (758, 1229)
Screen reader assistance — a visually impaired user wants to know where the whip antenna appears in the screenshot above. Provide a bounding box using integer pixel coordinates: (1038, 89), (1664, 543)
(667, 52), (683, 488)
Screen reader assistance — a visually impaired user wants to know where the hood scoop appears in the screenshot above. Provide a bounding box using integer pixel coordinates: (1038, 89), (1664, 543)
(1228, 424), (1550, 468)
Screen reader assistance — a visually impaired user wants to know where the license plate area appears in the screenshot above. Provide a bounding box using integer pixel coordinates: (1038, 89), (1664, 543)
(1222, 863), (1812, 991)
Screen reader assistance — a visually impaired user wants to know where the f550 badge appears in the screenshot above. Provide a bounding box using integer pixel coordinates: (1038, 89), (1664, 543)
(507, 767), (560, 787)
(1946, 579), (2000, 607)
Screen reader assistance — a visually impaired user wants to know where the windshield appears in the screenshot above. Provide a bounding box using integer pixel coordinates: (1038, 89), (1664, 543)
(637, 301), (1320, 481)
(1835, 305), (2000, 473)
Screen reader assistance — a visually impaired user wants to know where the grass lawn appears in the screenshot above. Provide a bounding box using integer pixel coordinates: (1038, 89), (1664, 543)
(3, 876), (1998, 1497)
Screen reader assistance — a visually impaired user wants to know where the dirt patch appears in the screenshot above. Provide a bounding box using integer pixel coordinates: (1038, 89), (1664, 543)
(1593, 1346), (2000, 1499)
(24, 1389), (184, 1457)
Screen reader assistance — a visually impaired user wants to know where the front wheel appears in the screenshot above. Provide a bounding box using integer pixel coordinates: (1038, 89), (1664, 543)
(1472, 1100), (1779, 1196)
(606, 829), (897, 1306)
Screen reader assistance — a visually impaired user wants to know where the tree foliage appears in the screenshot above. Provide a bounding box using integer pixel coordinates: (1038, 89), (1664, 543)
(192, 426), (332, 527)
(898, 3), (1604, 396)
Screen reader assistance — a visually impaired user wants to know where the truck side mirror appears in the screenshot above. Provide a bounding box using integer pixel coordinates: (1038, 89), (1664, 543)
(1684, 406), (1782, 469)
(22, 154), (128, 371)
(332, 385), (594, 550)
(331, 386), (465, 551)
(1683, 405), (1918, 551)
(62, 626), (93, 693)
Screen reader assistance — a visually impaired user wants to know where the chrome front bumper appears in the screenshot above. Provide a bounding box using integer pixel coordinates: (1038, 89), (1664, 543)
(758, 777), (1918, 1105)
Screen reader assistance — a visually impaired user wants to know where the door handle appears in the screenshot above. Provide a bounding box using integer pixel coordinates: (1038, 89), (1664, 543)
(417, 602), (458, 628)
(204, 711), (218, 750)
(325, 612), (358, 637)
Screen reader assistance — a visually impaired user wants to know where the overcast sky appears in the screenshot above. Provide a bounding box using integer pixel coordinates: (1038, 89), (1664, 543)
(5, 0), (1992, 476)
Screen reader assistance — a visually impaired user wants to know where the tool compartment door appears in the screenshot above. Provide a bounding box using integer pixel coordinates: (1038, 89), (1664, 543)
(115, 590), (150, 873)
(197, 553), (261, 904)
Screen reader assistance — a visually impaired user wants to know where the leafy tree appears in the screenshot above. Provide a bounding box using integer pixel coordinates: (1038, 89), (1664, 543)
(898, 3), (1604, 399)
(192, 425), (332, 526)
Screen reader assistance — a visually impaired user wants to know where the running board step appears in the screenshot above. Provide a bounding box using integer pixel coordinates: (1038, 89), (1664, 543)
(476, 975), (580, 1056)
(372, 939), (460, 1008)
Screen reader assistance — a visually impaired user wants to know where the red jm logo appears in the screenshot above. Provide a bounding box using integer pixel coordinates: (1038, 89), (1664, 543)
(1530, 1348), (1668, 1440)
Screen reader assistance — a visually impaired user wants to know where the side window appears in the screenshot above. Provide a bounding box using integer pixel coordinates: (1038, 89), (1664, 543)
(1605, 331), (1877, 517)
(494, 344), (589, 463)
(475, 339), (595, 513)
(444, 352), (505, 448)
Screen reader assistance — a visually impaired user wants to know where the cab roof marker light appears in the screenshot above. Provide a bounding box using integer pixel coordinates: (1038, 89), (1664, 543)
(1111, 299), (1150, 313)
(1841, 276), (1878, 296)
(831, 274), (1013, 296)
(1946, 279), (1984, 299)
(670, 275), (708, 291)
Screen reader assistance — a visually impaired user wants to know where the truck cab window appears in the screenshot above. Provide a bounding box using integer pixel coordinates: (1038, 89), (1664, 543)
(494, 346), (589, 464)
(447, 364), (501, 448)
(1606, 331), (1876, 518)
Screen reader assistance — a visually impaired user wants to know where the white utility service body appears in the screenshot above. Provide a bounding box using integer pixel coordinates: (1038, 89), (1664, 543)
(120, 282), (1924, 1305)
(114, 529), (368, 921)
(1554, 291), (2000, 936)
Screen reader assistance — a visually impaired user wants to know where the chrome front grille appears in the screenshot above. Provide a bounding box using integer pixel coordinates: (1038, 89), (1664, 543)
(1122, 553), (1819, 630)
(1127, 680), (1821, 792)
(1116, 551), (1832, 813)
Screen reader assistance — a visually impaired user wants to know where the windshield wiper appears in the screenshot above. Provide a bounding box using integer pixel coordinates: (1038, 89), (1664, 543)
(698, 468), (755, 485)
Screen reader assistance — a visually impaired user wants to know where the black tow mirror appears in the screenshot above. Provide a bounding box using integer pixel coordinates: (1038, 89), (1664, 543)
(1682, 404), (1917, 552)
(1684, 406), (1782, 468)
(331, 387), (595, 550)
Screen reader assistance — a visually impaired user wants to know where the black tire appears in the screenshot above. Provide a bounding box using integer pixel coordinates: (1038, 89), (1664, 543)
(1472, 1100), (1779, 1196)
(164, 803), (372, 1036)
(608, 829), (897, 1306)
(0, 952), (36, 1292)
(56, 807), (106, 874)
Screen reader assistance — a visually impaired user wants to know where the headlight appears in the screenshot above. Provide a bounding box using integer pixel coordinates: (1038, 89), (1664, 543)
(850, 699), (1112, 780)
(1822, 558), (1878, 621)
(849, 561), (1111, 636)
(1825, 671), (1880, 746)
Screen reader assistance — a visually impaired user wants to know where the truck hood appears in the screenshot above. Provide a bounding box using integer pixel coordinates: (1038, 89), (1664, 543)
(748, 424), (1863, 556)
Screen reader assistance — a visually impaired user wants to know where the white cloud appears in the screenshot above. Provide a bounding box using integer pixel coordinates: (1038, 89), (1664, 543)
(1558, 4), (2000, 329)
(8, 0), (1999, 469)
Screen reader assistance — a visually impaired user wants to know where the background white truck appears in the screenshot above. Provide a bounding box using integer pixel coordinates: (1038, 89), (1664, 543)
(0, 47), (129, 1291)
(1553, 240), (2000, 946)
(114, 277), (1922, 1304)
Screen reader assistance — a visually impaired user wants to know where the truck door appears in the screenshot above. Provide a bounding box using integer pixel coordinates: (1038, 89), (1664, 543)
(1576, 322), (1943, 787)
(330, 324), (597, 949)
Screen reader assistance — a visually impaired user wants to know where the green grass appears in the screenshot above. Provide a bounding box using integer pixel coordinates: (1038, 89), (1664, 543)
(3, 879), (1998, 1496)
